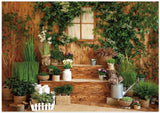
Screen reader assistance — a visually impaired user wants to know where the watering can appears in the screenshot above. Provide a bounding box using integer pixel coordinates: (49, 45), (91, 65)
(111, 78), (139, 99)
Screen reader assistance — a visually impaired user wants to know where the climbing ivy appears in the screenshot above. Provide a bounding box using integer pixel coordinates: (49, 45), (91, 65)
(33, 2), (158, 58)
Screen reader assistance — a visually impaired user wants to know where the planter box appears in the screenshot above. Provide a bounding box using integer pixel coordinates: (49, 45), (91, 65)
(56, 95), (71, 105)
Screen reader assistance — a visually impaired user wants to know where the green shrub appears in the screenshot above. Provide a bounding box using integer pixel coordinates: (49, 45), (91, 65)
(31, 92), (54, 104)
(54, 84), (73, 95)
(50, 49), (64, 61)
(47, 65), (57, 70)
(121, 97), (132, 101)
(133, 81), (158, 100)
(117, 55), (137, 87)
(11, 79), (35, 96)
(138, 74), (145, 78)
(39, 72), (48, 76)
(52, 68), (61, 75)
(106, 58), (115, 64)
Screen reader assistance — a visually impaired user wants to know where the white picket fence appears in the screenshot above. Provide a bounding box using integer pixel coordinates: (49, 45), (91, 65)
(30, 102), (55, 111)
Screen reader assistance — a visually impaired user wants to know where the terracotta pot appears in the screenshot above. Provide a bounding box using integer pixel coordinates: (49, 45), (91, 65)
(38, 75), (49, 81)
(118, 100), (132, 107)
(52, 75), (60, 81)
(107, 63), (115, 70)
(134, 105), (141, 110)
(41, 54), (51, 66)
(14, 95), (26, 104)
(141, 99), (150, 108)
(2, 85), (13, 101)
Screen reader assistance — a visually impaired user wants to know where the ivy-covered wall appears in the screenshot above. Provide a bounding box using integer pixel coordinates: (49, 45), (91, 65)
(2, 2), (158, 83)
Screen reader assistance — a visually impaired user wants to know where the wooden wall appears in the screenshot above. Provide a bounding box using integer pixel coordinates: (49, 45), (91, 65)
(2, 2), (158, 83)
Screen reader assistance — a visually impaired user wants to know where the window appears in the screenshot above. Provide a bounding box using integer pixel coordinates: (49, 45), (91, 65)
(68, 7), (95, 41)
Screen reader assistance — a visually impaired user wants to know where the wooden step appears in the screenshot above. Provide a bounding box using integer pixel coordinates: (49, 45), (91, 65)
(41, 64), (103, 79)
(40, 79), (111, 105)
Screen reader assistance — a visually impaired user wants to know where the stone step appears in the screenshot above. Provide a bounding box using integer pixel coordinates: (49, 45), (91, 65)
(40, 79), (111, 105)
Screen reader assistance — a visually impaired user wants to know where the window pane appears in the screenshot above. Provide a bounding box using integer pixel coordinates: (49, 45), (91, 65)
(68, 24), (80, 39)
(81, 7), (94, 23)
(82, 24), (94, 39)
(72, 16), (80, 23)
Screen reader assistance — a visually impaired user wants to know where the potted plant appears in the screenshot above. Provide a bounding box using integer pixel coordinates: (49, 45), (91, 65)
(2, 77), (16, 100)
(64, 52), (73, 60)
(94, 47), (117, 66)
(52, 67), (61, 81)
(38, 27), (52, 66)
(47, 65), (57, 74)
(118, 96), (132, 107)
(50, 48), (64, 65)
(137, 74), (145, 82)
(11, 79), (35, 104)
(106, 58), (115, 69)
(38, 72), (50, 81)
(97, 68), (107, 80)
(133, 100), (141, 110)
(54, 84), (73, 105)
(62, 59), (72, 81)
(91, 59), (97, 66)
(133, 81), (158, 108)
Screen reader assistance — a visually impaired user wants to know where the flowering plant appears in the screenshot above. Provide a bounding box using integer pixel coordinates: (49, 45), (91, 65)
(38, 27), (52, 55)
(133, 100), (141, 106)
(63, 59), (72, 69)
(97, 69), (107, 75)
(65, 53), (73, 59)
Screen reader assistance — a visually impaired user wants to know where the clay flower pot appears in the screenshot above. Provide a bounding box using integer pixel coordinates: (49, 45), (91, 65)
(38, 75), (50, 81)
(118, 100), (132, 107)
(52, 75), (60, 81)
(134, 105), (141, 110)
(14, 95), (26, 104)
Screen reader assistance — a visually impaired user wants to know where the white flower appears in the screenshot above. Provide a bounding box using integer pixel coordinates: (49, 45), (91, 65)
(48, 41), (52, 45)
(48, 37), (52, 41)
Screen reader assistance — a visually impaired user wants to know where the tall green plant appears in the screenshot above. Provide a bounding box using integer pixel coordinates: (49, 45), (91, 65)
(117, 54), (137, 87)
(23, 35), (35, 61)
(13, 62), (39, 82)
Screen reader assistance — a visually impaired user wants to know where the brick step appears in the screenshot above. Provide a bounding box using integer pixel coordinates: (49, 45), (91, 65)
(40, 79), (111, 105)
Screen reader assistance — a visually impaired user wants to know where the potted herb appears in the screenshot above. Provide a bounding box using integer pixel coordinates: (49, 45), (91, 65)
(62, 59), (72, 81)
(11, 79), (35, 104)
(118, 96), (132, 107)
(54, 84), (73, 105)
(38, 27), (52, 66)
(52, 67), (61, 81)
(133, 81), (158, 108)
(91, 59), (96, 66)
(106, 58), (115, 69)
(64, 53), (73, 60)
(133, 100), (141, 110)
(50, 49), (64, 65)
(38, 72), (50, 81)
(97, 69), (107, 80)
(137, 74), (145, 82)
(47, 65), (57, 74)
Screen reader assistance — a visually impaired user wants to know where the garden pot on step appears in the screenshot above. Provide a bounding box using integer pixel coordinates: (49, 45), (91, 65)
(41, 54), (51, 66)
(91, 59), (96, 66)
(14, 95), (26, 104)
(99, 75), (105, 81)
(118, 100), (132, 107)
(134, 105), (141, 110)
(2, 85), (13, 101)
(52, 75), (60, 81)
(107, 63), (115, 70)
(38, 75), (50, 81)
(141, 99), (150, 108)
(63, 69), (72, 81)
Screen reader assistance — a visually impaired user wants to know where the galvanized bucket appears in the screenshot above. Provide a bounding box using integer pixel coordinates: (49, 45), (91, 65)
(91, 59), (96, 66)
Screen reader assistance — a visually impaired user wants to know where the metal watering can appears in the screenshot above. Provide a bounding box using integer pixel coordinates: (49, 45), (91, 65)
(111, 78), (139, 99)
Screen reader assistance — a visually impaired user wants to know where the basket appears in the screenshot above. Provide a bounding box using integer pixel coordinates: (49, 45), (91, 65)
(38, 75), (49, 81)
(118, 100), (132, 107)
(2, 86), (13, 100)
(56, 95), (71, 105)
(14, 95), (26, 104)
